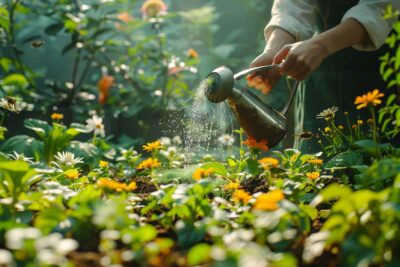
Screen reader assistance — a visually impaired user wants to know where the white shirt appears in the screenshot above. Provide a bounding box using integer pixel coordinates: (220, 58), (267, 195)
(265, 0), (400, 51)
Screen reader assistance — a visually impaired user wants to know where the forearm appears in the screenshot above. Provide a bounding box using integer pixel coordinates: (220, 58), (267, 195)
(312, 18), (370, 57)
(264, 28), (296, 54)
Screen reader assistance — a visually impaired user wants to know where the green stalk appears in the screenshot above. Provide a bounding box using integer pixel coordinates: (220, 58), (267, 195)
(370, 107), (382, 158)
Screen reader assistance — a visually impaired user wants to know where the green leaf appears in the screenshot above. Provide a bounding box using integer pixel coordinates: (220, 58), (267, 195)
(44, 22), (64, 36)
(202, 162), (227, 176)
(0, 58), (12, 72)
(24, 119), (50, 139)
(3, 74), (29, 89)
(35, 206), (67, 234)
(0, 7), (9, 32)
(299, 203), (318, 220)
(324, 151), (363, 170)
(187, 243), (211, 266)
(311, 183), (352, 206)
(0, 135), (43, 160)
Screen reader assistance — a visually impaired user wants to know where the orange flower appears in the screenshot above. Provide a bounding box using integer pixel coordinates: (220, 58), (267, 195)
(224, 182), (240, 190)
(143, 140), (163, 152)
(51, 113), (64, 120)
(117, 12), (134, 23)
(253, 189), (284, 211)
(97, 75), (115, 105)
(232, 189), (252, 204)
(141, 0), (167, 18)
(187, 48), (199, 58)
(192, 167), (214, 181)
(354, 89), (384, 110)
(242, 136), (269, 151)
(308, 158), (323, 165)
(306, 172), (320, 180)
(258, 157), (279, 169)
(137, 158), (161, 170)
(97, 178), (137, 192)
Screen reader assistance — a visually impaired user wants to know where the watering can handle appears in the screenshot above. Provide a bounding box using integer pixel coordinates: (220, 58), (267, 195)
(233, 64), (281, 80)
(233, 63), (299, 116)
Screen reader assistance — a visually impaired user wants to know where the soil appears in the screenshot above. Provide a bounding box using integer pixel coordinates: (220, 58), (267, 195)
(134, 176), (157, 193)
(240, 175), (269, 194)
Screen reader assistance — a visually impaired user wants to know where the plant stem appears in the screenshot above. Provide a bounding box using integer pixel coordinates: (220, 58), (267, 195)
(370, 107), (382, 158)
(7, 0), (35, 88)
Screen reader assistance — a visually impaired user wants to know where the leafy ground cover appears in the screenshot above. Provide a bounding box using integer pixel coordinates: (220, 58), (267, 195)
(0, 1), (400, 267)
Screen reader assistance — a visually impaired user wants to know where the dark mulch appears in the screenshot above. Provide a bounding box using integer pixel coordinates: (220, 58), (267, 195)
(240, 175), (269, 194)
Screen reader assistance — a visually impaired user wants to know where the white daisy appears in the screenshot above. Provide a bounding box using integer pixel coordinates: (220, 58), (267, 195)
(8, 151), (34, 163)
(0, 97), (27, 113)
(86, 115), (105, 137)
(218, 134), (235, 146)
(316, 106), (339, 120)
(53, 151), (83, 167)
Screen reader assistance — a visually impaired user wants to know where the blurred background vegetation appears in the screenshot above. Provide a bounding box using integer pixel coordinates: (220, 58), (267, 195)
(0, 0), (273, 146)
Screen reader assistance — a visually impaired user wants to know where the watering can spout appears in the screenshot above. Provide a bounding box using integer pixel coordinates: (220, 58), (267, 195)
(203, 64), (299, 149)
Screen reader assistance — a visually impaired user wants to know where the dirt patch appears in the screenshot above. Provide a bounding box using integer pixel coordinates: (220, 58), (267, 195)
(240, 176), (269, 194)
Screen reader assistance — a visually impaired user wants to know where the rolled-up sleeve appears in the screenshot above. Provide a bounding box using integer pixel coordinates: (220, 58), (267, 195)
(342, 0), (400, 51)
(264, 0), (318, 42)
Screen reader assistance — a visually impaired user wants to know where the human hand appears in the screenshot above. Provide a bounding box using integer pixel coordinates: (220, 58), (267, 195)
(274, 39), (328, 81)
(246, 50), (281, 94)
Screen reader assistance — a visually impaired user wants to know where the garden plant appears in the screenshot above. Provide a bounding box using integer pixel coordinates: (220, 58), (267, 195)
(0, 1), (400, 267)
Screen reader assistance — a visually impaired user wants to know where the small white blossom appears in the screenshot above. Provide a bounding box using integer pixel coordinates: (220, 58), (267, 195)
(316, 106), (338, 120)
(0, 97), (27, 113)
(0, 249), (13, 266)
(53, 151), (83, 167)
(86, 115), (105, 137)
(218, 134), (235, 146)
(6, 227), (41, 250)
(160, 137), (171, 146)
(172, 135), (182, 145)
(8, 151), (33, 163)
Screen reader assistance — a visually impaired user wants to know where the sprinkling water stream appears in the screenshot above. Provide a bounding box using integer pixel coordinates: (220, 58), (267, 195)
(161, 77), (237, 160)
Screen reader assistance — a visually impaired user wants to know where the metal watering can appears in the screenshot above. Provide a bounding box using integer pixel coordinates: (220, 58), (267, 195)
(204, 64), (299, 149)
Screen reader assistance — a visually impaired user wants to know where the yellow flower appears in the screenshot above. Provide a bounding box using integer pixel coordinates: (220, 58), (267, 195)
(224, 182), (240, 190)
(232, 190), (252, 204)
(306, 172), (320, 180)
(187, 48), (199, 58)
(51, 113), (64, 120)
(141, 0), (167, 17)
(308, 158), (323, 165)
(64, 169), (80, 179)
(143, 140), (163, 152)
(253, 190), (284, 211)
(367, 118), (373, 124)
(99, 160), (109, 168)
(338, 125), (344, 130)
(357, 120), (363, 125)
(258, 157), (279, 169)
(354, 89), (384, 110)
(192, 167), (214, 181)
(137, 158), (161, 170)
(97, 178), (137, 192)
(324, 127), (331, 133)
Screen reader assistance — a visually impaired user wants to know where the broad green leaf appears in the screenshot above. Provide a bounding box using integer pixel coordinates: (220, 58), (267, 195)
(324, 151), (363, 170)
(24, 119), (50, 138)
(187, 243), (211, 266)
(202, 162), (227, 176)
(0, 7), (9, 32)
(311, 183), (352, 207)
(3, 74), (29, 89)
(44, 22), (64, 36)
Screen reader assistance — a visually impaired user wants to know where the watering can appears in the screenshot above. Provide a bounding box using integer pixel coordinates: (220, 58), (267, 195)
(204, 64), (299, 149)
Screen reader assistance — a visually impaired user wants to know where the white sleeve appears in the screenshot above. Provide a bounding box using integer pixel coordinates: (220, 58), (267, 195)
(264, 0), (318, 42)
(342, 0), (400, 51)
